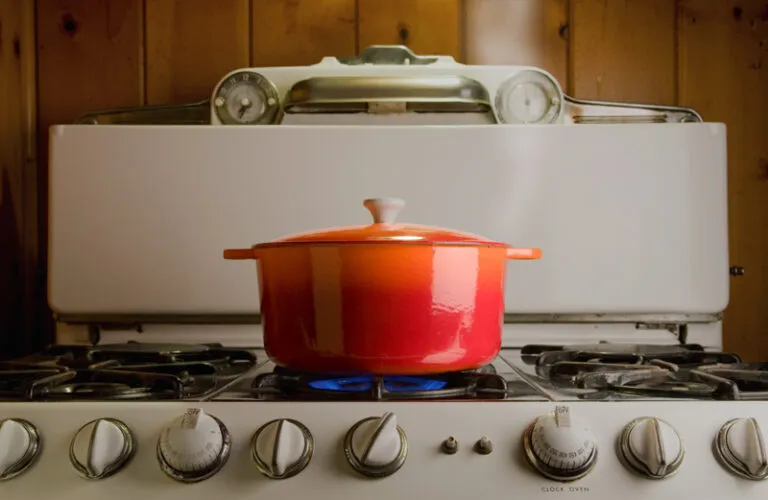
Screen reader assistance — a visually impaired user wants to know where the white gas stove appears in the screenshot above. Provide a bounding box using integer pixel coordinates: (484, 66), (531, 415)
(0, 46), (758, 499)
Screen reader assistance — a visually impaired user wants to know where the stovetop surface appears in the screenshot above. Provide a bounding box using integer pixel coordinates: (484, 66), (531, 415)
(1, 341), (763, 402)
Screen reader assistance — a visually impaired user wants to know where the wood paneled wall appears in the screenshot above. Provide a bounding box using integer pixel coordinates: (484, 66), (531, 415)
(2, 0), (766, 359)
(0, 0), (37, 358)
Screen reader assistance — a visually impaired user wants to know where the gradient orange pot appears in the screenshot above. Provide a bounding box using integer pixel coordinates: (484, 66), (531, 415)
(224, 198), (541, 375)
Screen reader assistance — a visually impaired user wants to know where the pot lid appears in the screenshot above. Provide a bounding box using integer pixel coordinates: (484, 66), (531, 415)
(257, 198), (509, 248)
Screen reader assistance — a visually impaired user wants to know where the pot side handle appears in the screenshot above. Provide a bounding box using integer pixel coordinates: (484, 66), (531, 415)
(223, 248), (258, 260)
(506, 247), (542, 260)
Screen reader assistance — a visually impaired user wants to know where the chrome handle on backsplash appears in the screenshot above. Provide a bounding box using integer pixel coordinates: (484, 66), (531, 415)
(564, 95), (702, 124)
(76, 100), (210, 125)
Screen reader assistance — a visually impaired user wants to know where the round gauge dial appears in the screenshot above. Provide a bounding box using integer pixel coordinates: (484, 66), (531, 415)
(213, 71), (280, 125)
(495, 70), (564, 124)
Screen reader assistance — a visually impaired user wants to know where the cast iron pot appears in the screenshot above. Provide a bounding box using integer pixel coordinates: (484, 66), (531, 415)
(223, 198), (541, 375)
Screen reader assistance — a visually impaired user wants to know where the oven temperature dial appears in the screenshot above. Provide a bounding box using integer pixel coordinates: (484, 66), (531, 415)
(344, 412), (407, 477)
(157, 408), (231, 483)
(251, 419), (313, 479)
(0, 418), (41, 481)
(523, 405), (597, 482)
(715, 418), (768, 480)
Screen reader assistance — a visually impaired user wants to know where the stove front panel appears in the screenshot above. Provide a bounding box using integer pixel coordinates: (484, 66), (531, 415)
(0, 401), (763, 500)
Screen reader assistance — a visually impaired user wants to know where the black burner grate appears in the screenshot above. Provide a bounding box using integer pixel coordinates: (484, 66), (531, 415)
(520, 343), (768, 400)
(0, 342), (258, 401)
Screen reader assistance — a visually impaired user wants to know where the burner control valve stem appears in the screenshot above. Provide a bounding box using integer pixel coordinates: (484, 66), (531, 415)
(441, 436), (459, 454)
(474, 436), (493, 455)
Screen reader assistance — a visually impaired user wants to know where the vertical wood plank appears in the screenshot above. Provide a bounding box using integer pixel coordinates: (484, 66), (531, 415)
(358, 0), (462, 59)
(464, 0), (568, 89)
(251, 0), (356, 66)
(0, 0), (27, 359)
(570, 0), (676, 104)
(37, 0), (144, 123)
(37, 0), (144, 345)
(145, 0), (250, 105)
(678, 0), (768, 361)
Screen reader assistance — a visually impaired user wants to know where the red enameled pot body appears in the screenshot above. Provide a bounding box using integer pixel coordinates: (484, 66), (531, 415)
(224, 198), (540, 375)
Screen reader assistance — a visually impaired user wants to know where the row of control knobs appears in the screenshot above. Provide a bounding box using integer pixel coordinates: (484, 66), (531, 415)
(527, 406), (767, 482)
(0, 406), (766, 482)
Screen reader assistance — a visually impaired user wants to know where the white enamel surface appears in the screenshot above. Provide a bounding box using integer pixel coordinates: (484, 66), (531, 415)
(48, 124), (728, 316)
(627, 418), (682, 476)
(71, 419), (127, 476)
(0, 420), (30, 476)
(158, 409), (223, 473)
(726, 418), (768, 476)
(254, 420), (307, 476)
(350, 413), (402, 468)
(55, 321), (725, 351)
(531, 407), (595, 471)
(2, 401), (768, 499)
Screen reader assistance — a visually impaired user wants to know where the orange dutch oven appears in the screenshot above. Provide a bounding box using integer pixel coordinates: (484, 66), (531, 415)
(223, 198), (541, 375)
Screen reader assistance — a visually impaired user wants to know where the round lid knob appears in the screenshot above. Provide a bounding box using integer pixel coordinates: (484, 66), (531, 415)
(363, 198), (405, 224)
(251, 419), (313, 479)
(619, 417), (684, 479)
(715, 418), (768, 480)
(70, 418), (135, 479)
(524, 405), (597, 482)
(344, 412), (407, 477)
(157, 408), (231, 483)
(0, 418), (41, 481)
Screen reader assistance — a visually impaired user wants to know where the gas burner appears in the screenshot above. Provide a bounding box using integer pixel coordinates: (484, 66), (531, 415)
(519, 343), (761, 400)
(251, 365), (511, 401)
(0, 343), (259, 401)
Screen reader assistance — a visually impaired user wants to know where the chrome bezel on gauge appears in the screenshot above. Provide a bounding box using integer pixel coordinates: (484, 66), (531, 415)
(494, 70), (564, 124)
(213, 70), (281, 125)
(0, 418), (42, 481)
(251, 418), (314, 480)
(156, 414), (231, 483)
(70, 418), (136, 480)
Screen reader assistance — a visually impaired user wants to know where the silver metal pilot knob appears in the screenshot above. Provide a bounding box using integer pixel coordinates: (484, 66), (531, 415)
(523, 405), (597, 482)
(344, 412), (407, 477)
(0, 418), (41, 481)
(70, 418), (135, 479)
(715, 418), (768, 480)
(619, 417), (684, 479)
(251, 419), (313, 479)
(157, 408), (231, 483)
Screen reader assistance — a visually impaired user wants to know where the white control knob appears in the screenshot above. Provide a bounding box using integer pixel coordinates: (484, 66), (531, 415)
(251, 419), (313, 479)
(344, 412), (407, 477)
(523, 405), (597, 481)
(0, 418), (41, 481)
(157, 408), (231, 483)
(715, 418), (768, 480)
(70, 418), (135, 479)
(619, 417), (684, 479)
